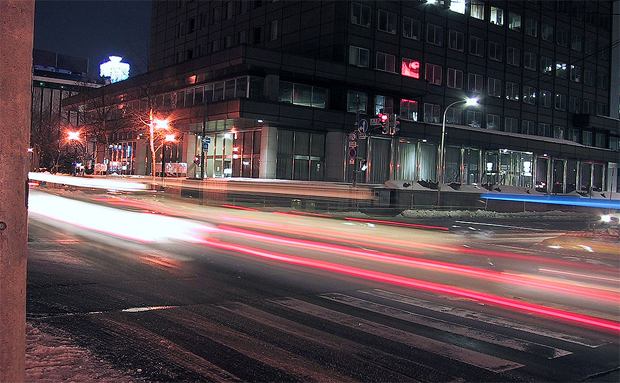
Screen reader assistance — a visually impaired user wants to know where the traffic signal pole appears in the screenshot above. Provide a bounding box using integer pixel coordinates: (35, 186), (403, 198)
(0, 1), (35, 381)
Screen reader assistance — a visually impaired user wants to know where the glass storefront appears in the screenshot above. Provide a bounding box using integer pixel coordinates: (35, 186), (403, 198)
(195, 130), (261, 178)
(276, 130), (325, 181)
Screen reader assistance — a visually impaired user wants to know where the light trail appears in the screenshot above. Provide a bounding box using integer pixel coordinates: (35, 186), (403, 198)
(216, 225), (619, 303)
(481, 193), (620, 209)
(344, 216), (449, 231)
(199, 238), (620, 334)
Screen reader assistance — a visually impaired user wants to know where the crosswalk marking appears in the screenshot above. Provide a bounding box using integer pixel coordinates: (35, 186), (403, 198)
(275, 297), (524, 373)
(363, 289), (605, 348)
(321, 293), (572, 359)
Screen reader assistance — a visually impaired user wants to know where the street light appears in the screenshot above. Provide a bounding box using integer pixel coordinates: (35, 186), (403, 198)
(67, 131), (85, 175)
(437, 97), (479, 206)
(161, 134), (176, 177)
(148, 110), (170, 177)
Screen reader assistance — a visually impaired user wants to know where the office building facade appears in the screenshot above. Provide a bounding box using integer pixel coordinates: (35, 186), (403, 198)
(68, 0), (620, 193)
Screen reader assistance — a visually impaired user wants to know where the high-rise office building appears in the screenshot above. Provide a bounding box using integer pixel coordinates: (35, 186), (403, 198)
(66, 0), (620, 194)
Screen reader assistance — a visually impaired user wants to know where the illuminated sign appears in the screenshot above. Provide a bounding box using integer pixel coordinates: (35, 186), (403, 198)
(99, 56), (130, 83)
(401, 58), (420, 78)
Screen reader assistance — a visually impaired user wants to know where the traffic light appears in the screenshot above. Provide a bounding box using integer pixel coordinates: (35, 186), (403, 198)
(193, 155), (200, 165)
(379, 113), (389, 134)
(390, 118), (400, 135)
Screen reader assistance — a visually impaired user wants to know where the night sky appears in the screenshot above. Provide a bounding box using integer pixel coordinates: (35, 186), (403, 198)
(34, 0), (152, 77)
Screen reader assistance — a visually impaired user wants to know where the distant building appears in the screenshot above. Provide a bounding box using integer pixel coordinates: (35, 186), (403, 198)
(100, 56), (130, 83)
(31, 49), (105, 171)
(65, 0), (620, 196)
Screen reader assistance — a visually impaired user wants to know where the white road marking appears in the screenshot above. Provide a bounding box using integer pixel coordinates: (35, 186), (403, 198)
(321, 293), (572, 359)
(363, 289), (605, 348)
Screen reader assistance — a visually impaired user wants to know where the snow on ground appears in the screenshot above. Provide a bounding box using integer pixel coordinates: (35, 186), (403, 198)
(25, 323), (134, 382)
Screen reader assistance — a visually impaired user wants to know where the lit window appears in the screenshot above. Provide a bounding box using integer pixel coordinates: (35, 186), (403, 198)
(508, 12), (521, 31)
(450, 0), (465, 14)
(570, 65), (581, 82)
(540, 56), (553, 75)
(347, 91), (367, 113)
(505, 82), (519, 101)
(555, 62), (567, 79)
(523, 86), (536, 105)
(490, 7), (503, 25)
(470, 0), (484, 20)
(539, 90), (552, 108)
(400, 99), (418, 121)
(401, 58), (420, 78)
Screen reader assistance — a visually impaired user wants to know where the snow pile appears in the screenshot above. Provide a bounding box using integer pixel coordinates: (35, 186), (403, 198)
(400, 209), (595, 220)
(26, 323), (133, 382)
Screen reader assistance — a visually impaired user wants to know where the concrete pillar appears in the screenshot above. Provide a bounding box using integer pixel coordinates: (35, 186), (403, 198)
(325, 131), (346, 182)
(0, 1), (34, 381)
(185, 133), (198, 178)
(135, 137), (148, 175)
(259, 126), (277, 179)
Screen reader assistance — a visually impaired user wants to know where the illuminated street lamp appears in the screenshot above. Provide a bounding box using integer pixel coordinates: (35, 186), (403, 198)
(148, 109), (171, 177)
(161, 134), (176, 177)
(67, 131), (85, 175)
(437, 97), (479, 206)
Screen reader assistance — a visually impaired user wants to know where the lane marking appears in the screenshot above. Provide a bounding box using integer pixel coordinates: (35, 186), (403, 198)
(321, 293), (572, 359)
(363, 289), (605, 348)
(275, 297), (524, 373)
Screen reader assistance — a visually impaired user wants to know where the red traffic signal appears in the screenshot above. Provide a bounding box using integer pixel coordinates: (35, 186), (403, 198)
(379, 113), (389, 123)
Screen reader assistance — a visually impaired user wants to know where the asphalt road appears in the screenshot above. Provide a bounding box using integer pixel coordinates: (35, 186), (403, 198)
(27, 189), (619, 382)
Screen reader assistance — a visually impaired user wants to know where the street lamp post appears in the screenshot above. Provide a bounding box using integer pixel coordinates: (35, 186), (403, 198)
(67, 131), (85, 176)
(437, 97), (478, 207)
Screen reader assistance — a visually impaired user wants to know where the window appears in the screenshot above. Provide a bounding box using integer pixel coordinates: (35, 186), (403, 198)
(424, 103), (441, 123)
(349, 46), (369, 67)
(539, 90), (552, 108)
(506, 47), (520, 66)
(555, 93), (566, 111)
(596, 103), (608, 116)
(585, 38), (596, 55)
(238, 30), (246, 44)
(538, 123), (551, 137)
(376, 52), (396, 73)
(555, 62), (567, 78)
(468, 73), (484, 93)
(448, 30), (464, 51)
(521, 120), (535, 135)
(225, 35), (233, 48)
(469, 36), (484, 56)
(400, 99), (419, 121)
(554, 126), (566, 140)
(488, 41), (502, 61)
(584, 69), (595, 86)
(211, 39), (220, 52)
(445, 108), (462, 124)
(200, 12), (207, 29)
(571, 34), (582, 51)
(524, 52), (536, 70)
(177, 21), (186, 37)
(487, 114), (501, 130)
(375, 95), (394, 115)
(582, 131), (592, 145)
(188, 18), (195, 33)
(425, 63), (442, 85)
(569, 97), (581, 113)
(508, 12), (521, 31)
(347, 91), (367, 113)
(351, 2), (371, 27)
(541, 56), (553, 74)
(598, 43), (610, 60)
(466, 110), (482, 128)
(505, 117), (519, 133)
(523, 86), (536, 105)
(224, 2), (233, 19)
(490, 7), (503, 25)
(583, 100), (593, 114)
(269, 20), (278, 41)
(426, 24), (443, 46)
(449, 0), (465, 14)
(525, 18), (537, 37)
(570, 65), (581, 82)
(403, 16), (421, 40)
(556, 29), (567, 46)
(253, 26), (262, 44)
(541, 24), (553, 42)
(597, 73), (608, 89)
(447, 68), (463, 89)
(506, 82), (519, 101)
(378, 10), (397, 34)
(401, 58), (421, 78)
(470, 0), (484, 20)
(487, 77), (502, 97)
(595, 133), (605, 148)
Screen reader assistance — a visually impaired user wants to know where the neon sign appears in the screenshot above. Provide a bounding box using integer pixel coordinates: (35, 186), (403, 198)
(401, 58), (420, 78)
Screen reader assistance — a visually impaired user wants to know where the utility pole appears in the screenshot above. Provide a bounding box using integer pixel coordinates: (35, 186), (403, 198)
(0, 1), (35, 381)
